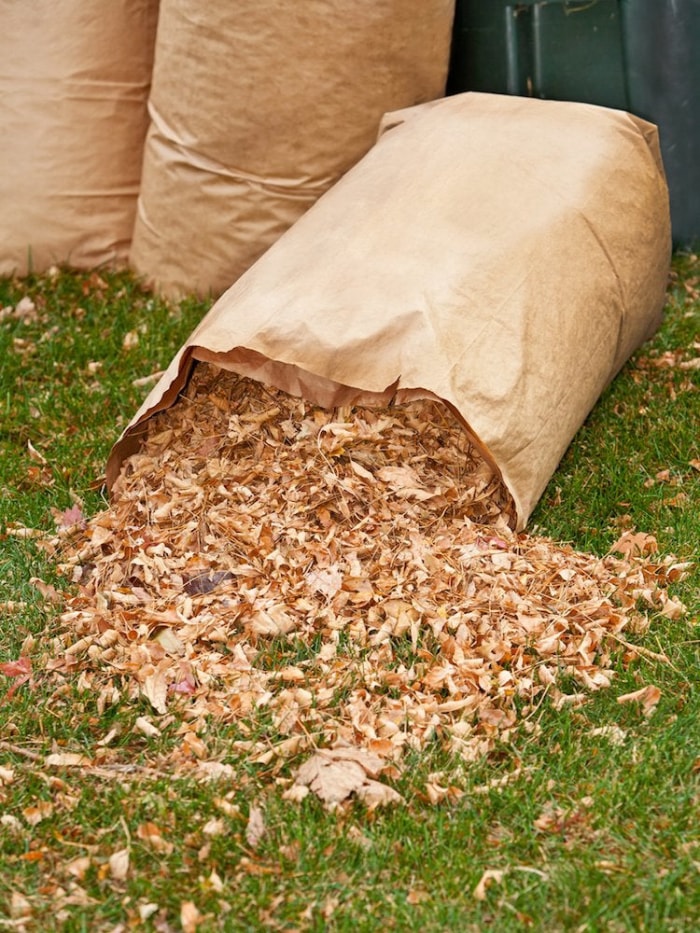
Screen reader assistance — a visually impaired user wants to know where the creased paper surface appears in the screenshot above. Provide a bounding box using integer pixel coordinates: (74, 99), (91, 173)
(0, 0), (158, 277)
(129, 0), (455, 299)
(110, 93), (671, 528)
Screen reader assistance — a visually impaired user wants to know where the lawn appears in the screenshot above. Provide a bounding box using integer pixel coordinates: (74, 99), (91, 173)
(0, 255), (698, 932)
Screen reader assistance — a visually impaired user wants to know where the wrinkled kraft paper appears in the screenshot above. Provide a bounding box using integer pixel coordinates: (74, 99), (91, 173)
(0, 0), (159, 277)
(109, 93), (671, 529)
(129, 0), (455, 300)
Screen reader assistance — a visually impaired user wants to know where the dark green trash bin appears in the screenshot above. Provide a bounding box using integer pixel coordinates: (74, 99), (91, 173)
(447, 0), (700, 246)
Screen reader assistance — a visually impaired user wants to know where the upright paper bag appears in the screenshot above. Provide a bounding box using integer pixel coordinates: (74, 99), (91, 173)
(110, 93), (671, 529)
(0, 0), (159, 277)
(129, 0), (455, 299)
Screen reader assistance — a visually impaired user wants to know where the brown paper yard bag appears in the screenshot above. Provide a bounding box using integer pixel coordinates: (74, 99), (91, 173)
(0, 0), (159, 277)
(129, 0), (456, 299)
(109, 93), (671, 529)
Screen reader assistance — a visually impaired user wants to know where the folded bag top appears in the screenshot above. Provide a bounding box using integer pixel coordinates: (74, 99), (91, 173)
(108, 92), (671, 529)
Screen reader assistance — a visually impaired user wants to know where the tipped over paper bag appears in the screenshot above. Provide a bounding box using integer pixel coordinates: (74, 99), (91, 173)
(108, 93), (671, 528)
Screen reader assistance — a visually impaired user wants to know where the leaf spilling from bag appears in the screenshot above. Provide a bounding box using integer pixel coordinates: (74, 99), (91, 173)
(49, 365), (684, 804)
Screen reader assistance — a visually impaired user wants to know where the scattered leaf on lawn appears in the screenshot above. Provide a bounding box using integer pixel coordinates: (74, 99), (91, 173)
(406, 888), (430, 905)
(202, 818), (226, 838)
(473, 868), (506, 901)
(22, 801), (54, 825)
(109, 848), (130, 882)
(610, 530), (658, 558)
(659, 595), (686, 620)
(138, 902), (160, 921)
(49, 365), (681, 798)
(65, 856), (91, 881)
(617, 684), (661, 717)
(45, 752), (91, 768)
(1, 814), (23, 834)
(137, 822), (174, 855)
(53, 504), (87, 529)
(245, 805), (266, 849)
(142, 671), (168, 715)
(134, 716), (162, 739)
(10, 890), (33, 919)
(27, 439), (48, 465)
(181, 900), (204, 933)
(29, 577), (63, 603)
(0, 656), (33, 699)
(292, 746), (402, 808)
(589, 725), (627, 746)
(0, 765), (15, 785)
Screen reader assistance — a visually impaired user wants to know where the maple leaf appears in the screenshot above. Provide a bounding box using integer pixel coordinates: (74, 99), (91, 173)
(54, 504), (87, 529)
(305, 565), (343, 599)
(0, 656), (33, 699)
(292, 746), (403, 808)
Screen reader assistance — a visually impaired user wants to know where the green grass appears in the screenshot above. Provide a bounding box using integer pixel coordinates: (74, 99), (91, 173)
(0, 259), (698, 931)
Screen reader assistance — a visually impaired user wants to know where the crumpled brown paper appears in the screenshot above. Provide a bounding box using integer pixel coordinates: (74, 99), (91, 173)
(0, 0), (158, 277)
(129, 0), (456, 299)
(109, 93), (671, 529)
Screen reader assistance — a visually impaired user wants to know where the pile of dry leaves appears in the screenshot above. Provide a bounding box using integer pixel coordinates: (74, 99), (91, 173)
(46, 365), (686, 806)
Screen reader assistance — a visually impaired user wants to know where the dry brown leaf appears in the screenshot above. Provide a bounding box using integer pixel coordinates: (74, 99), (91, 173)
(29, 577), (63, 603)
(356, 778), (404, 809)
(134, 716), (161, 739)
(202, 818), (226, 838)
(294, 756), (367, 806)
(45, 753), (91, 768)
(138, 902), (160, 921)
(10, 890), (33, 919)
(108, 848), (130, 882)
(136, 822), (174, 855)
(589, 725), (627, 746)
(0, 656), (33, 699)
(65, 856), (91, 881)
(180, 901), (204, 933)
(22, 801), (53, 826)
(473, 868), (506, 901)
(406, 888), (430, 905)
(245, 805), (266, 849)
(0, 765), (15, 785)
(195, 761), (235, 782)
(617, 684), (661, 717)
(142, 671), (168, 715)
(610, 530), (658, 558)
(27, 439), (48, 465)
(1, 814), (23, 834)
(659, 595), (686, 620)
(292, 746), (401, 807)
